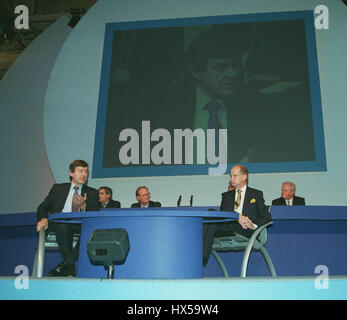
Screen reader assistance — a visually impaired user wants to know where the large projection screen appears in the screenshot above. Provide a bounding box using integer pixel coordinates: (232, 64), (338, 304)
(93, 10), (326, 178)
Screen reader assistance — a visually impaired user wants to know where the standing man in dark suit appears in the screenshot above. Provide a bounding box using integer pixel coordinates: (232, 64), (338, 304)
(203, 164), (272, 266)
(98, 186), (121, 208)
(36, 159), (99, 276)
(131, 186), (161, 208)
(272, 182), (305, 206)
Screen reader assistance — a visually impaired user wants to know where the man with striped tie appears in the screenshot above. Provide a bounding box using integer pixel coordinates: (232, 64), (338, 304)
(36, 160), (99, 277)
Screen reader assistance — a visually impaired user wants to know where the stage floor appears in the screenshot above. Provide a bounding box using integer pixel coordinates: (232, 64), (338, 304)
(1, 276), (346, 300)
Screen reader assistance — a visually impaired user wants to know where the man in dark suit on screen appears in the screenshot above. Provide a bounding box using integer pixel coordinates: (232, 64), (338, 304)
(131, 186), (161, 208)
(272, 181), (305, 206)
(36, 159), (99, 277)
(203, 164), (272, 266)
(104, 23), (315, 169)
(98, 186), (121, 208)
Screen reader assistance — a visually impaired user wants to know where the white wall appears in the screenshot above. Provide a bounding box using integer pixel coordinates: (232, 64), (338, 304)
(0, 17), (71, 214)
(1, 0), (346, 214)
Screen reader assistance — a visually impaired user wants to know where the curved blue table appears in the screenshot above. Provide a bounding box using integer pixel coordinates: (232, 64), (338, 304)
(49, 207), (237, 279)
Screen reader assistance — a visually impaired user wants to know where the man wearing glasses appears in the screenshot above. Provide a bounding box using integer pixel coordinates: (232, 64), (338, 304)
(131, 186), (161, 208)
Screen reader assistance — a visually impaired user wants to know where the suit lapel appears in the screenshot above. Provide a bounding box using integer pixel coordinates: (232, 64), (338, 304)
(81, 185), (87, 197)
(81, 185), (90, 208)
(292, 196), (297, 205)
(242, 188), (252, 214)
(58, 183), (71, 212)
(228, 190), (236, 210)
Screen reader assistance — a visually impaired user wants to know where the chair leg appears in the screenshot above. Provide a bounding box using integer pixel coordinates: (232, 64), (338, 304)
(212, 250), (229, 277)
(33, 229), (46, 278)
(240, 250), (251, 278)
(240, 240), (256, 277)
(259, 247), (277, 277)
(240, 223), (272, 277)
(32, 246), (38, 276)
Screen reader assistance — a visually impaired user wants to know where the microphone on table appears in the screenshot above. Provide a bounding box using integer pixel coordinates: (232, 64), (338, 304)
(177, 195), (182, 207)
(190, 195), (193, 207)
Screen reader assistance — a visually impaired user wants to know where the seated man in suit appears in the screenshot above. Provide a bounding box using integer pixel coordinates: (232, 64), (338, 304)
(272, 181), (305, 206)
(203, 164), (272, 266)
(131, 186), (161, 208)
(98, 186), (121, 208)
(36, 159), (99, 277)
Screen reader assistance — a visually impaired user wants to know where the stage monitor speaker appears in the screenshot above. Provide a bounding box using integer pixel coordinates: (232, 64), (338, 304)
(87, 228), (130, 267)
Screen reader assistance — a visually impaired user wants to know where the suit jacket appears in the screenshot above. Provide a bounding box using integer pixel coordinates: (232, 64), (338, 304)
(272, 195), (305, 206)
(131, 200), (161, 208)
(100, 199), (121, 208)
(37, 183), (100, 221)
(220, 187), (272, 226)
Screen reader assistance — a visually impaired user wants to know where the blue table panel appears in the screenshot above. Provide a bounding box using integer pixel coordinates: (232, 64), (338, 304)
(1, 206), (346, 278)
(49, 208), (237, 279)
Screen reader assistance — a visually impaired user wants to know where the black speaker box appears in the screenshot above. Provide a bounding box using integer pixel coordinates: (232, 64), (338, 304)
(87, 228), (130, 265)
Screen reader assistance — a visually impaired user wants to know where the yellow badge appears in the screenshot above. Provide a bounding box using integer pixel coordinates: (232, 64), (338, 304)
(250, 198), (256, 204)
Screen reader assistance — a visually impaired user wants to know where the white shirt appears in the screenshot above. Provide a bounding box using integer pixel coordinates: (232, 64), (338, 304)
(62, 183), (82, 212)
(286, 198), (293, 206)
(101, 200), (109, 208)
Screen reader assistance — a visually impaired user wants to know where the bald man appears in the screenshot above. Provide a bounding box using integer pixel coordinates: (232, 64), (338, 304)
(272, 182), (305, 206)
(203, 164), (272, 266)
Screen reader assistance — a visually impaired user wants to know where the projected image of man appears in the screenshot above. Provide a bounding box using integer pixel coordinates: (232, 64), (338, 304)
(184, 25), (248, 162)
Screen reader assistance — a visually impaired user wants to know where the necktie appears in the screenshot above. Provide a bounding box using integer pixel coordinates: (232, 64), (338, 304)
(71, 186), (79, 212)
(203, 101), (222, 154)
(287, 200), (291, 206)
(234, 189), (242, 211)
